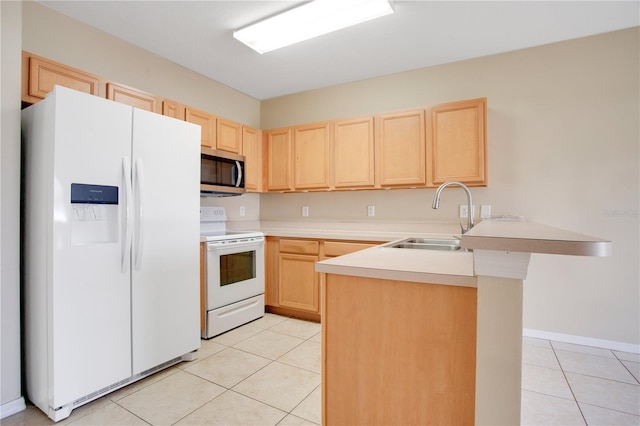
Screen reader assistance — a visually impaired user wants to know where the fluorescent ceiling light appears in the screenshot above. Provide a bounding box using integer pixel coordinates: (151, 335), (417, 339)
(233, 0), (394, 54)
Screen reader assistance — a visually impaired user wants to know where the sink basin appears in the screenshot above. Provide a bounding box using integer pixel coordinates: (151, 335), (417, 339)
(383, 237), (463, 251)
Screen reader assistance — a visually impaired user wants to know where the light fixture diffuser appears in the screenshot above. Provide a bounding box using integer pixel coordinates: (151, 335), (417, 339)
(233, 0), (394, 54)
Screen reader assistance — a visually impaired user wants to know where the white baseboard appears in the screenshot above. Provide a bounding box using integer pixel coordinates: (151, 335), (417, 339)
(0, 397), (26, 419)
(523, 328), (640, 354)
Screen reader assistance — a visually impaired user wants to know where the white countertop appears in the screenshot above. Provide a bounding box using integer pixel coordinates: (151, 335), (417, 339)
(229, 220), (462, 242)
(315, 244), (477, 287)
(227, 219), (611, 287)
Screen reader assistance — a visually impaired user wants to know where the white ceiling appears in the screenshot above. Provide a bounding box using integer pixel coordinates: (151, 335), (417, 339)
(37, 1), (639, 100)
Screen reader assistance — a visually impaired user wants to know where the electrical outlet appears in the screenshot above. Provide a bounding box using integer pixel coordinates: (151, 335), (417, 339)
(302, 206), (309, 217)
(367, 205), (375, 217)
(239, 206), (246, 217)
(480, 205), (491, 219)
(459, 205), (476, 218)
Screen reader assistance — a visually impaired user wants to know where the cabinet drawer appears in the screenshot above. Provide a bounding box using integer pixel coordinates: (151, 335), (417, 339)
(324, 241), (377, 257)
(280, 239), (319, 255)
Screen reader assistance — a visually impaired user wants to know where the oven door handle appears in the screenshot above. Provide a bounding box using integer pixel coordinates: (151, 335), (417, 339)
(207, 240), (264, 252)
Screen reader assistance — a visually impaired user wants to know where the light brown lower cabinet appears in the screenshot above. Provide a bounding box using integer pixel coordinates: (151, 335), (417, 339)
(278, 239), (320, 314)
(322, 274), (477, 425)
(265, 237), (380, 322)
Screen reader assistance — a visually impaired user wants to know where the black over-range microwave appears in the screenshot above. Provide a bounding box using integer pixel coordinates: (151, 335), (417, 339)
(201, 147), (245, 197)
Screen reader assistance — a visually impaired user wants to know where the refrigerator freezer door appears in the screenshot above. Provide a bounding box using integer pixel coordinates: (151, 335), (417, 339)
(27, 86), (134, 409)
(130, 109), (201, 374)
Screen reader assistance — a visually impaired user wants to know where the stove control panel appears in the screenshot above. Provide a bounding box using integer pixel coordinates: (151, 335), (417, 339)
(200, 206), (227, 222)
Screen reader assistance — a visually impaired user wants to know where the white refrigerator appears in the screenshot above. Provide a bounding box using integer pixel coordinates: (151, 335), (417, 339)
(22, 86), (201, 422)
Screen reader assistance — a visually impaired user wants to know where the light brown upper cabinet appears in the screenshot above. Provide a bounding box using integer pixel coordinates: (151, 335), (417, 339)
(185, 107), (216, 149)
(294, 122), (332, 191)
(107, 82), (160, 113)
(333, 117), (375, 189)
(242, 126), (262, 192)
(265, 127), (293, 192)
(217, 118), (242, 153)
(376, 109), (426, 188)
(22, 51), (105, 104)
(428, 98), (487, 186)
(162, 99), (186, 121)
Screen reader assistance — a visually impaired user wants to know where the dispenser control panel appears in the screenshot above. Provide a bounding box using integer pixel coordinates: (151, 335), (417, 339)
(71, 183), (118, 204)
(70, 183), (119, 245)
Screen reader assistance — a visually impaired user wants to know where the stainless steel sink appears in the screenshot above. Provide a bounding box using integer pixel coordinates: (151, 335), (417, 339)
(383, 237), (463, 251)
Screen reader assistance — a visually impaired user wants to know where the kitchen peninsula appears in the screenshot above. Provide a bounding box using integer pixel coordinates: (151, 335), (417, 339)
(315, 220), (611, 426)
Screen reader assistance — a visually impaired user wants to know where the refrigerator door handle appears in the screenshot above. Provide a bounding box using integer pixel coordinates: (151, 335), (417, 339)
(134, 158), (145, 270)
(122, 157), (133, 273)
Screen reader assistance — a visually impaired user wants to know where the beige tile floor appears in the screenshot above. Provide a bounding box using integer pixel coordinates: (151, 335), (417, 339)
(521, 336), (639, 425)
(5, 314), (639, 425)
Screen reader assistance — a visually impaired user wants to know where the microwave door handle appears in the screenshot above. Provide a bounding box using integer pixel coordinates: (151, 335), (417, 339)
(235, 161), (243, 188)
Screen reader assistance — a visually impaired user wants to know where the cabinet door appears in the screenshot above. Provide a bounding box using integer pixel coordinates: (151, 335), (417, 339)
(242, 126), (262, 192)
(217, 118), (242, 153)
(333, 117), (375, 189)
(428, 98), (487, 186)
(107, 82), (159, 113)
(278, 253), (320, 313)
(162, 99), (186, 120)
(23, 52), (104, 103)
(265, 127), (293, 191)
(376, 110), (426, 187)
(294, 122), (331, 190)
(185, 107), (216, 148)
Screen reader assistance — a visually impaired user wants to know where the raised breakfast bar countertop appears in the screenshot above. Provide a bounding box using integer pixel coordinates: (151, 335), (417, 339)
(460, 219), (612, 256)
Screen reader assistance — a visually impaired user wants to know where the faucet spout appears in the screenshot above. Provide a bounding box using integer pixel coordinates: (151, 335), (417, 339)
(432, 181), (475, 233)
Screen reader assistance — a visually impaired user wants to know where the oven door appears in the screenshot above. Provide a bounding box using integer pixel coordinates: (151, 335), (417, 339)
(206, 238), (265, 310)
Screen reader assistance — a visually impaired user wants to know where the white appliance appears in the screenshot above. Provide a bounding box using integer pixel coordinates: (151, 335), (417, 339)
(200, 207), (265, 338)
(21, 86), (201, 422)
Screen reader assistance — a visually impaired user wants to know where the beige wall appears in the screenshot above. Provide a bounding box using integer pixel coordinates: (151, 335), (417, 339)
(21, 1), (261, 128)
(261, 28), (640, 346)
(1, 0), (24, 414)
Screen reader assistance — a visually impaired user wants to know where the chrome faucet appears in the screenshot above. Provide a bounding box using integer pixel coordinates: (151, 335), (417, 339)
(432, 181), (474, 233)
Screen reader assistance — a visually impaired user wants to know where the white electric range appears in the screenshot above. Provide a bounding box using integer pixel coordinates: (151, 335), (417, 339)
(200, 207), (265, 338)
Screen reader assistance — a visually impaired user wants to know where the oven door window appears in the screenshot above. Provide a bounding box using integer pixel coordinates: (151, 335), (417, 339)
(219, 250), (256, 286)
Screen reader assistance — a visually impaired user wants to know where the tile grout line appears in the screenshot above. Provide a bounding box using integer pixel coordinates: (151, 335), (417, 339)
(612, 351), (640, 386)
(549, 340), (589, 426)
(181, 317), (321, 424)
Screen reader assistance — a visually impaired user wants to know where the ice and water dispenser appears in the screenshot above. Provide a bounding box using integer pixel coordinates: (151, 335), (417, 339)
(70, 183), (119, 245)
